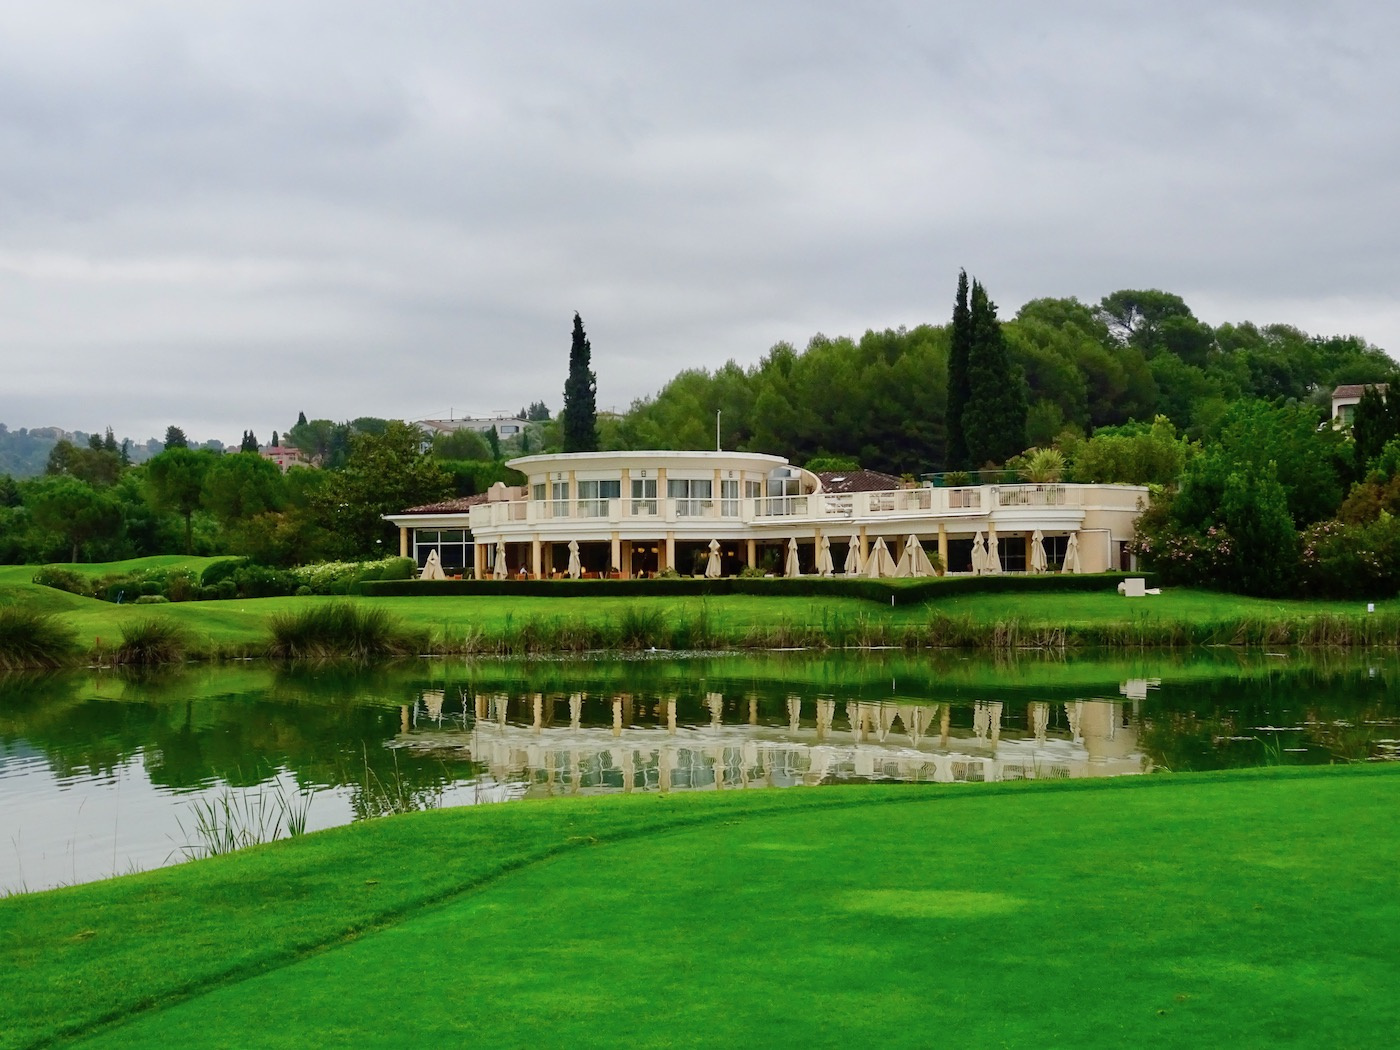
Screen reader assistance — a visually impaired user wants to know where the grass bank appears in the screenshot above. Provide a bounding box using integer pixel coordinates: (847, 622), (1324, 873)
(3, 557), (1400, 667)
(3, 766), (1397, 1049)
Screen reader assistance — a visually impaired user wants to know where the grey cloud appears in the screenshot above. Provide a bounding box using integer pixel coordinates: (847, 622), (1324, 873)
(1, 1), (1397, 440)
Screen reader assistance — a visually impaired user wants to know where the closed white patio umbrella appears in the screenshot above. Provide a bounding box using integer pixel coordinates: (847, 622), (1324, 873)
(971, 532), (987, 575)
(705, 538), (723, 578)
(1030, 530), (1047, 574)
(815, 534), (835, 577)
(1062, 532), (1081, 574)
(785, 537), (802, 578)
(493, 540), (508, 580)
(864, 536), (897, 578)
(567, 539), (582, 580)
(986, 525), (1002, 574)
(895, 533), (936, 578)
(844, 535), (863, 575)
(420, 549), (445, 581)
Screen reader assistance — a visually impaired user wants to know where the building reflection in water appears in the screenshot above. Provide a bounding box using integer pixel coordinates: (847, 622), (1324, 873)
(393, 684), (1149, 798)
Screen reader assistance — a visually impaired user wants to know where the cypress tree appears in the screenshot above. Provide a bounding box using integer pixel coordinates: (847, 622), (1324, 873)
(562, 312), (599, 453)
(1352, 383), (1398, 474)
(945, 270), (973, 471)
(240, 430), (259, 453)
(962, 280), (1028, 467)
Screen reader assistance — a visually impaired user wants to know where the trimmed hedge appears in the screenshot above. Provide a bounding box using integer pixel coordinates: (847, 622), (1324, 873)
(356, 571), (1159, 605)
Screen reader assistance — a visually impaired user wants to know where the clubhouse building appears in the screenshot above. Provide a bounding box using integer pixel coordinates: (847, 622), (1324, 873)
(384, 450), (1147, 580)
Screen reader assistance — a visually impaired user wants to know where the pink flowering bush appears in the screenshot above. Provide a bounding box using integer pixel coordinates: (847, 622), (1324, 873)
(1297, 515), (1400, 598)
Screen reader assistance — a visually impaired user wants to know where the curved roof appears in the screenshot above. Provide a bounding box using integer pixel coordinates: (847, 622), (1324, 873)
(506, 449), (791, 471)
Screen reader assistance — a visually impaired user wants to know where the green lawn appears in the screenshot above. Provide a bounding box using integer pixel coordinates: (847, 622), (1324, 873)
(4, 768), (1396, 1049)
(1, 556), (1395, 657)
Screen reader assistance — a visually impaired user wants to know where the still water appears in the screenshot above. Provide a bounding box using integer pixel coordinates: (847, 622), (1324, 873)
(2, 651), (1397, 894)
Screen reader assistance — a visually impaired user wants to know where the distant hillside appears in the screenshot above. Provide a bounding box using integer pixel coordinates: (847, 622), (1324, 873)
(0, 425), (227, 478)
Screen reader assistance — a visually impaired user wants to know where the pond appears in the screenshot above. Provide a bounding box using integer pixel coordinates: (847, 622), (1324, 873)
(2, 651), (1397, 894)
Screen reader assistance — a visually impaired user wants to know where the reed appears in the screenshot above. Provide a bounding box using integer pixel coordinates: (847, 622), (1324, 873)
(174, 781), (316, 860)
(0, 607), (81, 670)
(267, 602), (429, 660)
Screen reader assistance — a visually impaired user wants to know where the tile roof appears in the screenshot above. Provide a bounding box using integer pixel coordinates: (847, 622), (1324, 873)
(1333, 383), (1388, 399)
(399, 493), (489, 515)
(815, 469), (903, 493)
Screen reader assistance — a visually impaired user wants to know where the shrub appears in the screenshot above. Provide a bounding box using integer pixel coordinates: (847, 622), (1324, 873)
(1299, 515), (1400, 599)
(358, 572), (1157, 603)
(200, 557), (250, 588)
(31, 567), (93, 597)
(133, 594), (170, 604)
(266, 602), (428, 659)
(379, 557), (416, 581)
(165, 569), (201, 602)
(295, 585), (314, 597)
(231, 565), (297, 598)
(114, 618), (193, 665)
(0, 607), (81, 670)
(290, 557), (418, 595)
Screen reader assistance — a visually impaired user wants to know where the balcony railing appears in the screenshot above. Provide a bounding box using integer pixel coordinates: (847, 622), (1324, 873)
(577, 497), (611, 518)
(466, 483), (1130, 530)
(994, 485), (1065, 507)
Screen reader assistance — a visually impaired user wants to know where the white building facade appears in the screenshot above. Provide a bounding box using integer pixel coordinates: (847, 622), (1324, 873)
(385, 450), (1147, 579)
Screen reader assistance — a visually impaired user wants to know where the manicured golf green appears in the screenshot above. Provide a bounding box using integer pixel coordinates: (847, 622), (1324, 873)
(6, 768), (1396, 1049)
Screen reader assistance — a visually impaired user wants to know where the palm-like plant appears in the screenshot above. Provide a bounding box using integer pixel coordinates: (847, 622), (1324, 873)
(1021, 447), (1066, 483)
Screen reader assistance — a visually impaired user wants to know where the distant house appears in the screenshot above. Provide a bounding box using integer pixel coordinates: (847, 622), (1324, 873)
(1332, 383), (1388, 425)
(418, 416), (529, 439)
(259, 443), (312, 473)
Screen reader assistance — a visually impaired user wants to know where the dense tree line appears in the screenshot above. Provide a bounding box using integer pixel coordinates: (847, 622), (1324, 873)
(609, 285), (1389, 476)
(0, 419), (453, 566)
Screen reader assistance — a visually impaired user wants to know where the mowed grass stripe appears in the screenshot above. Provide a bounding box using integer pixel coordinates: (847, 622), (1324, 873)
(29, 767), (1400, 1050)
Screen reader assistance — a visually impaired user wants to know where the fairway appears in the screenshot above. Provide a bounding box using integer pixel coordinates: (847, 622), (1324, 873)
(41, 770), (1400, 1049)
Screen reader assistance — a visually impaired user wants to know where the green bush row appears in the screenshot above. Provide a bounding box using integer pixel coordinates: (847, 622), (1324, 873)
(31, 557), (419, 604)
(357, 571), (1158, 604)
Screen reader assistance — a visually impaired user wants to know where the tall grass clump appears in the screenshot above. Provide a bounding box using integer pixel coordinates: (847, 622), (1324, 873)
(267, 601), (428, 660)
(0, 607), (81, 670)
(174, 782), (316, 860)
(615, 606), (667, 649)
(114, 618), (195, 665)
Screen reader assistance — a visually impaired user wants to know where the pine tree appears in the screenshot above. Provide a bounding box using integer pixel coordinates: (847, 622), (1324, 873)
(562, 312), (599, 453)
(962, 280), (1028, 467)
(945, 270), (973, 471)
(296, 411), (308, 428)
(164, 425), (188, 450)
(103, 427), (118, 453)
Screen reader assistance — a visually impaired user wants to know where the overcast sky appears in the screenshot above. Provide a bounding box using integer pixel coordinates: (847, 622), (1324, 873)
(2, 1), (1397, 443)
